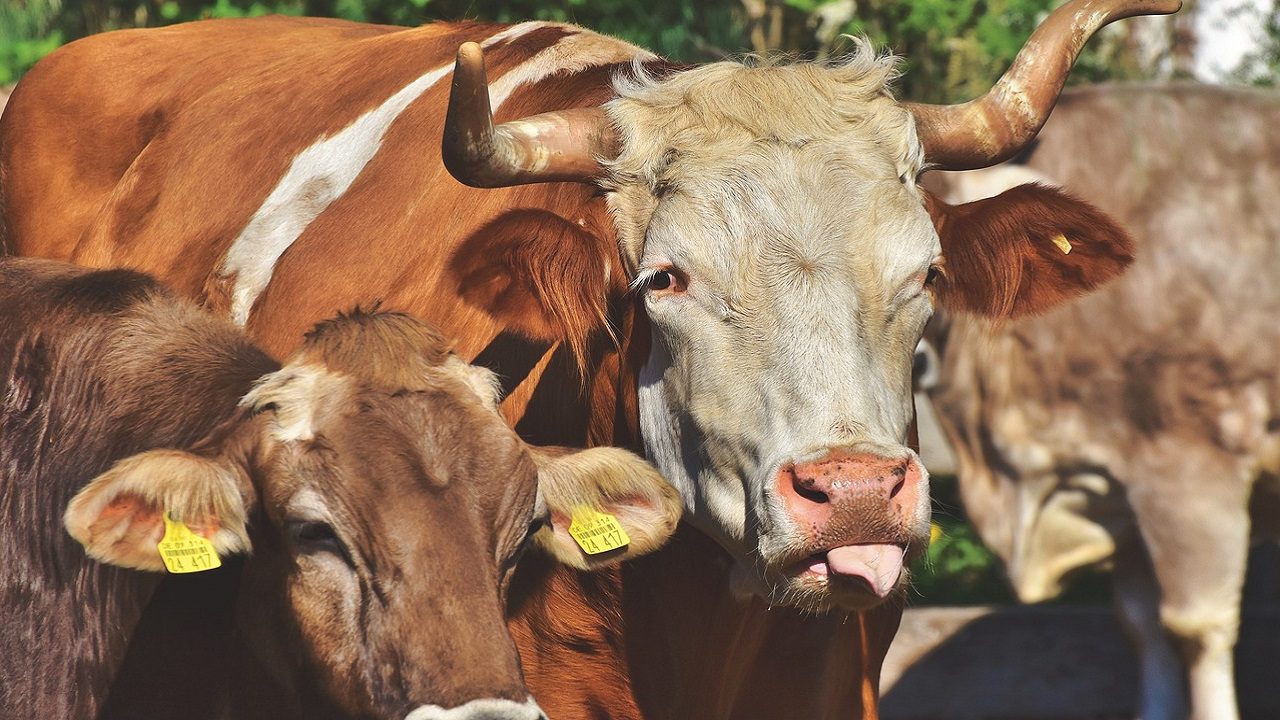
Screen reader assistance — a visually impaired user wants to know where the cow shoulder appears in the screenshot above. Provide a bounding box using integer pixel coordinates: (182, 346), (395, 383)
(926, 182), (1134, 318)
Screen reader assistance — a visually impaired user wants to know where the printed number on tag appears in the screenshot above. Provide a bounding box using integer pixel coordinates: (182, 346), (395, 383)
(568, 506), (630, 555)
(158, 512), (222, 573)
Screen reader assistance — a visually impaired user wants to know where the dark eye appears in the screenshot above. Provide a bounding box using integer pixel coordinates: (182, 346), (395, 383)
(925, 265), (942, 286)
(288, 520), (345, 557)
(649, 270), (673, 290)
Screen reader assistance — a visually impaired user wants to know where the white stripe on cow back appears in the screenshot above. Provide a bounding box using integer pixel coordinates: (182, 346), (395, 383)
(403, 697), (547, 720)
(219, 23), (652, 326)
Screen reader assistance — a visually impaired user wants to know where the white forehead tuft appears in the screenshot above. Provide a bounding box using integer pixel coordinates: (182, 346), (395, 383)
(240, 363), (351, 442)
(439, 355), (503, 411)
(403, 697), (546, 720)
(604, 43), (922, 192)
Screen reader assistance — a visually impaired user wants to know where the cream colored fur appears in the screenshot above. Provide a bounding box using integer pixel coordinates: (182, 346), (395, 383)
(240, 363), (353, 443)
(596, 44), (936, 602)
(531, 446), (682, 570)
(64, 449), (251, 572)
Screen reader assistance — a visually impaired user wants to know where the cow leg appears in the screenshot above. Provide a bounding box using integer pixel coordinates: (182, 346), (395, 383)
(1113, 542), (1187, 720)
(1124, 448), (1250, 720)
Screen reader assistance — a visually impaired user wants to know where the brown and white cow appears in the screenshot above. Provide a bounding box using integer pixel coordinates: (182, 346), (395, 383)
(0, 256), (679, 720)
(0, 2), (1176, 716)
(919, 84), (1280, 720)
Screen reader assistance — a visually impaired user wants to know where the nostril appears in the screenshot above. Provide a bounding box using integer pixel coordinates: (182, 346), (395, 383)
(792, 476), (829, 505)
(887, 464), (908, 500)
(888, 476), (905, 500)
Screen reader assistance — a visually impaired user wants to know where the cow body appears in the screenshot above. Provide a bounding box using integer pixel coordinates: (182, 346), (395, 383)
(923, 84), (1280, 720)
(0, 12), (1157, 717)
(0, 256), (679, 720)
(0, 258), (275, 719)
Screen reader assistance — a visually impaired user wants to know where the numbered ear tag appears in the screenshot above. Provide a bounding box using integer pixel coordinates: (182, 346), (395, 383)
(568, 506), (630, 555)
(1050, 234), (1073, 255)
(158, 512), (222, 573)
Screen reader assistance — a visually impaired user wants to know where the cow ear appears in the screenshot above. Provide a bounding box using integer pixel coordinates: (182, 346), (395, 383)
(64, 450), (252, 572)
(529, 446), (682, 570)
(449, 209), (612, 368)
(926, 183), (1134, 318)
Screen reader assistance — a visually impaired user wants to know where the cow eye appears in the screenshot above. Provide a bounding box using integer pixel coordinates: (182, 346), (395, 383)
(640, 268), (686, 294)
(288, 520), (346, 558)
(925, 265), (942, 286)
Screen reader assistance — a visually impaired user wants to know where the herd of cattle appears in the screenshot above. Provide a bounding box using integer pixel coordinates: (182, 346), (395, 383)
(1, 0), (1275, 718)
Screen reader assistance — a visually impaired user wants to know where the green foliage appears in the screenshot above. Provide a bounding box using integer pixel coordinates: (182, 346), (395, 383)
(2, 0), (1173, 98)
(0, 1), (64, 85)
(909, 478), (1018, 606)
(909, 474), (1112, 606)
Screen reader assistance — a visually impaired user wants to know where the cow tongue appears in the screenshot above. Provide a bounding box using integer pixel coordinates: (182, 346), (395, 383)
(826, 544), (904, 598)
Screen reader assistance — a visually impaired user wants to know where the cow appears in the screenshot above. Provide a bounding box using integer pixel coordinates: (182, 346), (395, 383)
(0, 256), (680, 720)
(919, 84), (1280, 720)
(0, 1), (1179, 716)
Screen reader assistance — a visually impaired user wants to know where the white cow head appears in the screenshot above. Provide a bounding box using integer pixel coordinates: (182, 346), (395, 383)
(442, 0), (1178, 611)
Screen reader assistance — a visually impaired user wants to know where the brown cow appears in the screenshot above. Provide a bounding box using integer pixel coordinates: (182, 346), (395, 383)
(0, 256), (679, 720)
(0, 2), (1176, 716)
(920, 84), (1280, 720)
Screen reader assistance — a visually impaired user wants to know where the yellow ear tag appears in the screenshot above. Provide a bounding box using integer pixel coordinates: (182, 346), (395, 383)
(568, 506), (630, 555)
(158, 512), (222, 573)
(929, 522), (943, 546)
(1050, 234), (1073, 255)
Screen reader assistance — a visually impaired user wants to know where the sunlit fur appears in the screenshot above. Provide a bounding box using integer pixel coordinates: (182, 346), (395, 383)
(601, 43), (936, 610)
(241, 310), (502, 442)
(530, 446), (682, 570)
(64, 449), (251, 572)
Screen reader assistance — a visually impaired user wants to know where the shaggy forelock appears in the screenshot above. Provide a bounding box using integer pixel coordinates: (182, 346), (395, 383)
(241, 311), (503, 443)
(295, 309), (453, 390)
(603, 39), (922, 193)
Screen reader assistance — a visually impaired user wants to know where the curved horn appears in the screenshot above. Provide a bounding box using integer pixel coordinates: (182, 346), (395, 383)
(442, 42), (617, 188)
(907, 0), (1182, 170)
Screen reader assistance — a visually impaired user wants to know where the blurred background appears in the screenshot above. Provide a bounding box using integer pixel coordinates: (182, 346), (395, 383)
(2, 1), (1278, 718)
(2, 0), (1278, 91)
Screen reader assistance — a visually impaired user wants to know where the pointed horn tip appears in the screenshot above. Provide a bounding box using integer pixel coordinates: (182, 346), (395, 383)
(456, 41), (484, 69)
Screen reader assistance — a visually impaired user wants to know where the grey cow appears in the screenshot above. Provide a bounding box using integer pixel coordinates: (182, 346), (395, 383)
(921, 84), (1280, 720)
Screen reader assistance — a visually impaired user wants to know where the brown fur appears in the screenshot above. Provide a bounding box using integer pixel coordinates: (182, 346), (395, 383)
(0, 17), (1139, 719)
(0, 257), (275, 720)
(926, 183), (1135, 318)
(5, 257), (675, 719)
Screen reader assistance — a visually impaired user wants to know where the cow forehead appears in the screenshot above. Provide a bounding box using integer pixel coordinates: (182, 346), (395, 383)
(604, 51), (936, 282)
(645, 148), (939, 289)
(605, 49), (924, 192)
(254, 372), (537, 540)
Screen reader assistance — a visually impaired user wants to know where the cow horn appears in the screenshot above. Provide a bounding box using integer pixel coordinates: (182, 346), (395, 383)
(442, 42), (617, 188)
(907, 0), (1182, 170)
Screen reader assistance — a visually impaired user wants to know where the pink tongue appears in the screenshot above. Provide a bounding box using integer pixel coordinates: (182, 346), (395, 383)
(826, 544), (905, 598)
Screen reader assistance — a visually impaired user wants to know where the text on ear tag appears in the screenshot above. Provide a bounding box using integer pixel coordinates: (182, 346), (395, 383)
(158, 512), (222, 573)
(568, 506), (630, 555)
(1050, 234), (1073, 255)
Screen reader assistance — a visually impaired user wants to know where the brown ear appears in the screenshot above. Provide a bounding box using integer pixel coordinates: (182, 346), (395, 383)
(926, 183), (1134, 318)
(528, 446), (682, 571)
(64, 450), (252, 571)
(449, 209), (612, 367)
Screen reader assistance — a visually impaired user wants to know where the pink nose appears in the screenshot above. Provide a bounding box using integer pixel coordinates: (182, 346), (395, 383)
(776, 450), (923, 533)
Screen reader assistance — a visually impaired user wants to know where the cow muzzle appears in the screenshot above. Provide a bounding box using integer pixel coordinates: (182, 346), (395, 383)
(773, 448), (928, 606)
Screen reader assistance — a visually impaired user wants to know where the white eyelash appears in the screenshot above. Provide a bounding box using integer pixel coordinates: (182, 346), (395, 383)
(630, 268), (662, 292)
